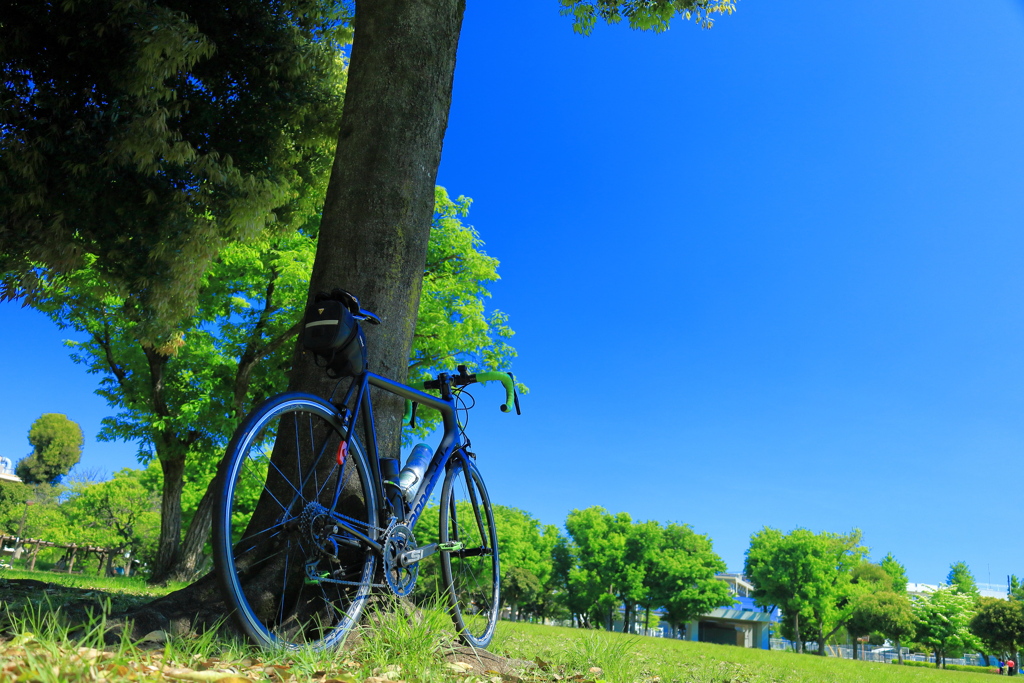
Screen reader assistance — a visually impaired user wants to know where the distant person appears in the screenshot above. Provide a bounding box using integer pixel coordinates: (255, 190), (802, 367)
(999, 660), (1005, 675)
(1009, 658), (1016, 676)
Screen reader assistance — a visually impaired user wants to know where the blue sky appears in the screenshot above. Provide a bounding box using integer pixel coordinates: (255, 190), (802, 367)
(1, 0), (1022, 587)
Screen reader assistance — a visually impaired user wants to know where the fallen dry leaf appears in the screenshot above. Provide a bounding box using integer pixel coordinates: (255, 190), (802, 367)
(163, 666), (251, 681)
(73, 646), (107, 662)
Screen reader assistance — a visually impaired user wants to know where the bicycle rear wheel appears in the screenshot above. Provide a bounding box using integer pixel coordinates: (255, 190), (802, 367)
(213, 393), (378, 650)
(439, 454), (500, 648)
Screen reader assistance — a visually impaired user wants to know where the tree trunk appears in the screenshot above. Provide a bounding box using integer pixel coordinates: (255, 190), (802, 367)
(105, 548), (121, 577)
(297, 0), (467, 462)
(793, 613), (803, 654)
(106, 0), (467, 636)
(817, 635), (826, 656)
(896, 638), (903, 664)
(150, 454), (185, 584)
(165, 474), (218, 582)
(164, 451), (234, 582)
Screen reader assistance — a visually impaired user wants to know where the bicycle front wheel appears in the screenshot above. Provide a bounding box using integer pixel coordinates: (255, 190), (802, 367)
(439, 454), (500, 648)
(213, 393), (378, 650)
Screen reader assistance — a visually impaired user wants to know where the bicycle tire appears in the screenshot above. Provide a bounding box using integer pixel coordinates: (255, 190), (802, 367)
(213, 393), (378, 650)
(439, 454), (500, 648)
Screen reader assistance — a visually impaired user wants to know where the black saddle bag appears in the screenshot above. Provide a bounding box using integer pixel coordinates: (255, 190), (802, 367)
(302, 297), (367, 377)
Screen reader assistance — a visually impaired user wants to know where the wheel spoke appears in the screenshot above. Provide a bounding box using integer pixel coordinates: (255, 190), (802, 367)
(213, 398), (377, 651)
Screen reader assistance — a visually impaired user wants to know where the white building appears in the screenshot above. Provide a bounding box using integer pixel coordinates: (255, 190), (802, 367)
(0, 456), (21, 484)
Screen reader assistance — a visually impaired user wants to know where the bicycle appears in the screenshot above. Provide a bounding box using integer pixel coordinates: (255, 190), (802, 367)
(212, 289), (520, 651)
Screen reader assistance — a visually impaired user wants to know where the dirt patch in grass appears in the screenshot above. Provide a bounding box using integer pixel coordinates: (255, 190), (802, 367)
(0, 577), (156, 630)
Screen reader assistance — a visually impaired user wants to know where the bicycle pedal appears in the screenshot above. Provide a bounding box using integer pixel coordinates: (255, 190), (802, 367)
(438, 541), (466, 552)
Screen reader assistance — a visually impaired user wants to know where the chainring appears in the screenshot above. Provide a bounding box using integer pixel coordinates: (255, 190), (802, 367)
(382, 523), (419, 597)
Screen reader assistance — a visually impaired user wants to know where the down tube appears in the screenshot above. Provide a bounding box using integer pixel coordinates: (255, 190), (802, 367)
(405, 444), (455, 526)
(365, 372), (460, 525)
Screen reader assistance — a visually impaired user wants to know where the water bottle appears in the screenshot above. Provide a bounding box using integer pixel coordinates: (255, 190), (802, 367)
(398, 443), (433, 503)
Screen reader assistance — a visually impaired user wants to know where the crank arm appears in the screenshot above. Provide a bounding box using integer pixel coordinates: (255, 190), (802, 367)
(398, 543), (437, 567)
(397, 540), (470, 566)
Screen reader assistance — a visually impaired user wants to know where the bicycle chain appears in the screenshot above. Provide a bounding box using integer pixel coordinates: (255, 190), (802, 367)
(297, 500), (392, 588)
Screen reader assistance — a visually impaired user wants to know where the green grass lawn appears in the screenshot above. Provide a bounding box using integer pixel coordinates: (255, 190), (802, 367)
(0, 570), (1001, 682)
(2, 567), (186, 595)
(490, 621), (996, 683)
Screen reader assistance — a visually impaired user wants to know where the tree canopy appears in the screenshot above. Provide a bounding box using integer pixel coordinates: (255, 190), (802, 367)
(914, 586), (981, 668)
(649, 522), (732, 633)
(947, 561), (980, 600)
(1010, 575), (1024, 602)
(971, 597), (1024, 661)
(563, 506), (729, 633)
(63, 468), (161, 573)
(560, 0), (736, 34)
(849, 590), (916, 663)
(744, 527), (866, 654)
(16, 413), (83, 485)
(0, 0), (349, 341)
(880, 552), (909, 594)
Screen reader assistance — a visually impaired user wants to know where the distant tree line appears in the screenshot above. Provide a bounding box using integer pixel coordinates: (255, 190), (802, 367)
(744, 527), (1024, 669)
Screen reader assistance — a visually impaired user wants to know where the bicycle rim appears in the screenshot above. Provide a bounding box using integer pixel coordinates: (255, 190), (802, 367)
(213, 394), (378, 650)
(439, 455), (500, 648)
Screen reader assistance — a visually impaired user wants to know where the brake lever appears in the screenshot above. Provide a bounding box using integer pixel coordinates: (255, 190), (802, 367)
(509, 372), (521, 415)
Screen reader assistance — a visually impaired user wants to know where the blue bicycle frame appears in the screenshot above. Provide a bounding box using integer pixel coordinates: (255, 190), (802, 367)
(330, 370), (461, 543)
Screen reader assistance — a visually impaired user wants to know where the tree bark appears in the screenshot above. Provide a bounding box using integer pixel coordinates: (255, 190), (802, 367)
(165, 475), (217, 582)
(793, 612), (803, 654)
(151, 453), (185, 583)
